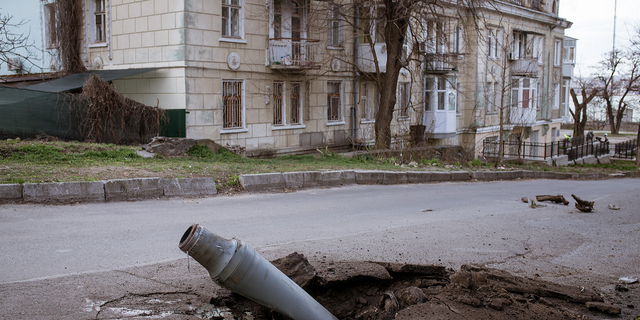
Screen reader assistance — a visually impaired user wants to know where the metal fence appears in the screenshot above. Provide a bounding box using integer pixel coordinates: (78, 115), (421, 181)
(482, 136), (610, 161)
(613, 139), (637, 159)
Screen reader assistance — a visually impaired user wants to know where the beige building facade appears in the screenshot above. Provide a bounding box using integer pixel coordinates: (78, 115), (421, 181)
(42, 0), (574, 158)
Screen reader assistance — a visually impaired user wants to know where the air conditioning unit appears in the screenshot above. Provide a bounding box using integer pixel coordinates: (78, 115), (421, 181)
(7, 58), (22, 71)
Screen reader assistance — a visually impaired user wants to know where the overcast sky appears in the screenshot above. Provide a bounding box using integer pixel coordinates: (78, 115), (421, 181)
(560, 0), (640, 77)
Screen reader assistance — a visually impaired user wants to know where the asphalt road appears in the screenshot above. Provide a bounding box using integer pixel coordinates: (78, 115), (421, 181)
(1, 178), (639, 319)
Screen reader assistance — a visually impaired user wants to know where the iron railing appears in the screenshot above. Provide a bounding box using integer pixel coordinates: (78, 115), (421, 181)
(613, 138), (637, 159)
(483, 135), (610, 161)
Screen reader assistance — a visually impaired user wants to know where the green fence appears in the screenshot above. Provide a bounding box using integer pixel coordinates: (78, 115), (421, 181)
(1, 87), (185, 142)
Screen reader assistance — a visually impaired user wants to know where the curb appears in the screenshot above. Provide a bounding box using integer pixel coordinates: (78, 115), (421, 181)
(2, 170), (638, 204)
(0, 177), (217, 204)
(239, 169), (640, 193)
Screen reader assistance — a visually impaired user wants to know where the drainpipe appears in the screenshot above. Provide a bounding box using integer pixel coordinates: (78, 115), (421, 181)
(352, 1), (360, 141)
(179, 223), (338, 320)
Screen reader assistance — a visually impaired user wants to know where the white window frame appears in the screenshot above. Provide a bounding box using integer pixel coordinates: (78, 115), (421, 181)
(510, 77), (537, 109)
(360, 81), (378, 122)
(553, 39), (562, 66)
(561, 79), (569, 116)
(424, 76), (456, 112)
(221, 80), (246, 132)
(272, 81), (305, 129)
(532, 35), (544, 65)
(327, 81), (343, 123)
(327, 3), (343, 48)
(89, 0), (109, 46)
(552, 83), (560, 110)
(487, 28), (502, 60)
(398, 82), (410, 120)
(486, 81), (498, 113)
(222, 0), (244, 40)
(512, 32), (526, 59)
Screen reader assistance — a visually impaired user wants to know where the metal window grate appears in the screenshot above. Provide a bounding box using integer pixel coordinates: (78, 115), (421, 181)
(327, 82), (341, 121)
(273, 82), (284, 125)
(223, 81), (243, 129)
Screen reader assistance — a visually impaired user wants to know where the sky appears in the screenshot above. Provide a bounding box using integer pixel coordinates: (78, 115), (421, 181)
(560, 0), (640, 77)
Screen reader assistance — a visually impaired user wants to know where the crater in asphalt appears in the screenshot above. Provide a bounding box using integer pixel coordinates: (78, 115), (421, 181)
(97, 252), (637, 320)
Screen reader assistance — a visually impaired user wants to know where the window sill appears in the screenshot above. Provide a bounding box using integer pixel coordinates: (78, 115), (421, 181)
(272, 124), (306, 131)
(89, 42), (108, 48)
(397, 116), (410, 121)
(326, 121), (345, 126)
(220, 128), (249, 134)
(360, 119), (375, 124)
(326, 46), (344, 50)
(219, 37), (247, 44)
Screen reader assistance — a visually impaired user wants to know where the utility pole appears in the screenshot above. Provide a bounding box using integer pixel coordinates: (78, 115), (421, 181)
(613, 0), (617, 52)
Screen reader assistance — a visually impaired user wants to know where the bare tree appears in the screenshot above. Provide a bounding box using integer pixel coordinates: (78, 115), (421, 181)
(569, 78), (599, 138)
(0, 13), (39, 72)
(593, 50), (640, 134)
(336, 0), (484, 149)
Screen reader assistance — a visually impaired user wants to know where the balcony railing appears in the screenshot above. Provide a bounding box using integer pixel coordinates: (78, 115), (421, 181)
(509, 106), (537, 125)
(424, 54), (456, 72)
(268, 39), (321, 70)
(510, 58), (538, 75)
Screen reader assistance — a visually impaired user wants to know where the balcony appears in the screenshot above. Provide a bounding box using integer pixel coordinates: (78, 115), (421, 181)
(268, 39), (321, 70)
(424, 54), (457, 73)
(510, 57), (538, 76)
(356, 43), (387, 73)
(509, 106), (537, 125)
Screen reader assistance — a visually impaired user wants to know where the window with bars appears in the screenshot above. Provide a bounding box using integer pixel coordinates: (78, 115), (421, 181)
(327, 82), (341, 121)
(222, 0), (241, 38)
(273, 81), (302, 126)
(223, 80), (244, 129)
(273, 81), (284, 125)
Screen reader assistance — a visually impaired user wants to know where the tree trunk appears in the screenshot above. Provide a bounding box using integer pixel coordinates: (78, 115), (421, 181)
(374, 2), (408, 150)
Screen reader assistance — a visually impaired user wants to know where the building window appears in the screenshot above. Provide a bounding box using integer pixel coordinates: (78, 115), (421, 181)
(561, 80), (569, 116)
(360, 81), (378, 121)
(327, 81), (342, 121)
(424, 77), (456, 112)
(328, 4), (342, 47)
(290, 82), (301, 124)
(89, 0), (108, 44)
(222, 0), (241, 38)
(223, 80), (244, 129)
(511, 77), (537, 109)
(273, 81), (302, 126)
(359, 5), (385, 44)
(553, 83), (560, 110)
(532, 36), (544, 65)
(512, 32), (526, 59)
(488, 28), (501, 59)
(43, 3), (57, 49)
(563, 38), (576, 63)
(554, 39), (562, 66)
(398, 82), (410, 119)
(273, 81), (284, 125)
(486, 82), (502, 112)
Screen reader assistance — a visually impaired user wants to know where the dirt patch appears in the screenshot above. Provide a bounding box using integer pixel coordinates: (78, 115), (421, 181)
(98, 253), (636, 320)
